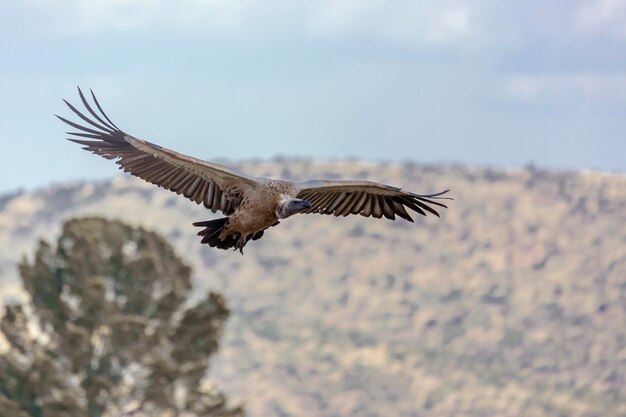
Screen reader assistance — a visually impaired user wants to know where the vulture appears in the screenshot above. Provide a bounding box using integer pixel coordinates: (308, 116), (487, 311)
(58, 88), (451, 254)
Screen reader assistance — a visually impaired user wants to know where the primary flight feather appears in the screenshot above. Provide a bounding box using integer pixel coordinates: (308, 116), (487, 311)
(58, 87), (451, 254)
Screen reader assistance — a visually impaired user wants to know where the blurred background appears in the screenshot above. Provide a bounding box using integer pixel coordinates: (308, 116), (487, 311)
(1, 1), (626, 417)
(1, 0), (625, 193)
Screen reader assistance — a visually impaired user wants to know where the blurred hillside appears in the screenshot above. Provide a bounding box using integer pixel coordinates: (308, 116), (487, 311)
(1, 161), (625, 417)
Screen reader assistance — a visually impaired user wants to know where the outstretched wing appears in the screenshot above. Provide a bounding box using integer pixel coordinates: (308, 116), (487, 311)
(295, 179), (451, 221)
(57, 87), (258, 215)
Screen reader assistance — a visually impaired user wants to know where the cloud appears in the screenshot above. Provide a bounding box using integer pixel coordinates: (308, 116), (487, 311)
(575, 0), (626, 39)
(6, 0), (626, 46)
(504, 73), (626, 101)
(2, 0), (475, 45)
(1, 0), (247, 35)
(308, 0), (474, 45)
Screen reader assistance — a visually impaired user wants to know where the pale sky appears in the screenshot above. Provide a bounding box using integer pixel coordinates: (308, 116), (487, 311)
(1, 0), (625, 194)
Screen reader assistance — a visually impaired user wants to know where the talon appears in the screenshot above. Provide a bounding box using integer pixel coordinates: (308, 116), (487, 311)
(234, 235), (246, 255)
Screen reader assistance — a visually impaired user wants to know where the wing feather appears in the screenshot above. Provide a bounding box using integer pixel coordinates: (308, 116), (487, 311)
(371, 195), (383, 219)
(184, 177), (203, 198)
(195, 180), (208, 204)
(390, 199), (413, 222)
(352, 192), (369, 214)
(312, 192), (335, 213)
(211, 187), (223, 212)
(381, 196), (396, 220)
(204, 182), (215, 209)
(325, 192), (347, 214)
(59, 87), (257, 215)
(204, 182), (216, 209)
(360, 197), (374, 217)
(334, 192), (359, 217)
(296, 179), (450, 221)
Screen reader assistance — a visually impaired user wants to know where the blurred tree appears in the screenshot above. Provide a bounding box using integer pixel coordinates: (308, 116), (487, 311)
(0, 217), (243, 417)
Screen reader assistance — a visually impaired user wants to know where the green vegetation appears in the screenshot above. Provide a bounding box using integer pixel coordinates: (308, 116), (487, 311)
(0, 218), (242, 417)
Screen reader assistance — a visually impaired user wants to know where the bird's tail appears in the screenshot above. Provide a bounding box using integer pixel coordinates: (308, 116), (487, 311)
(193, 218), (277, 252)
(193, 218), (238, 250)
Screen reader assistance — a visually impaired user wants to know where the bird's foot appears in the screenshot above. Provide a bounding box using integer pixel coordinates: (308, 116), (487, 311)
(234, 236), (246, 255)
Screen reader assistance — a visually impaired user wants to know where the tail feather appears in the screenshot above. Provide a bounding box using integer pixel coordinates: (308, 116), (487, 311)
(193, 218), (279, 252)
(193, 218), (238, 250)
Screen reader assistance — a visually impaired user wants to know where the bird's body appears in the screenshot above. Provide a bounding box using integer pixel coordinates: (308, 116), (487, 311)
(199, 179), (296, 252)
(225, 181), (282, 237)
(58, 88), (451, 253)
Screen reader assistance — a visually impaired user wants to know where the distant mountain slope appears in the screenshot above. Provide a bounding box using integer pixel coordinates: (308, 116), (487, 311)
(1, 161), (625, 417)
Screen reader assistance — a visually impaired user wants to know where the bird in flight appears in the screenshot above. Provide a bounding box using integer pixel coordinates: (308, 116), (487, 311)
(58, 87), (451, 254)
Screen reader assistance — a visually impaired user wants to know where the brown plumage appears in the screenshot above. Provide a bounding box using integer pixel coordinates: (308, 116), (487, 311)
(58, 87), (451, 254)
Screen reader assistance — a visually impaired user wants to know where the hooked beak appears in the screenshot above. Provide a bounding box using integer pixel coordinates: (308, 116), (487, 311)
(291, 199), (311, 211)
(279, 198), (313, 219)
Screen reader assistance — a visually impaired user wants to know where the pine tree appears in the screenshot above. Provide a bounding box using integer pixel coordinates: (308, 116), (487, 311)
(0, 217), (243, 417)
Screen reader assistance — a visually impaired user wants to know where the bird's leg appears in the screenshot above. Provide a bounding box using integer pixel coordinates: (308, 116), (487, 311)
(234, 235), (246, 255)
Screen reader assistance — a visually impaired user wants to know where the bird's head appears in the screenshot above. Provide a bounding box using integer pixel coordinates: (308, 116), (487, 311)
(276, 198), (312, 219)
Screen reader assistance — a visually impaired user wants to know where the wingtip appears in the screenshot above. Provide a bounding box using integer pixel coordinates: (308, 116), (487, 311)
(440, 189), (454, 200)
(411, 189), (454, 202)
(429, 189), (453, 199)
(55, 114), (70, 124)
